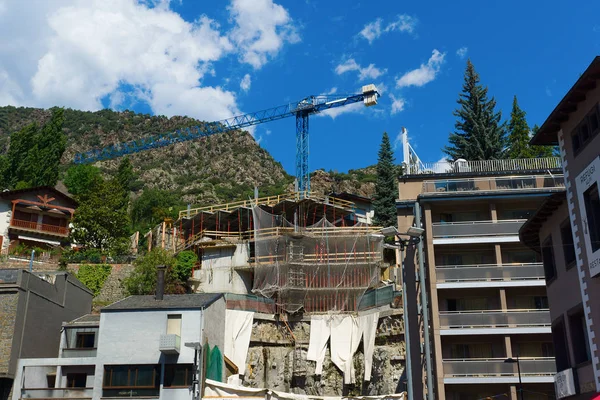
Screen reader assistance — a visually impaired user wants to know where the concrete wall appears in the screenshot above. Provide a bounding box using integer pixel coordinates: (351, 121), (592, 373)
(0, 201), (12, 254)
(193, 244), (252, 294)
(0, 292), (18, 376)
(203, 297), (226, 382)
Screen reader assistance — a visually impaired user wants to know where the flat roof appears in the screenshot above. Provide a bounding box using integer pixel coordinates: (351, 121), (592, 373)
(533, 56), (600, 145)
(102, 293), (223, 312)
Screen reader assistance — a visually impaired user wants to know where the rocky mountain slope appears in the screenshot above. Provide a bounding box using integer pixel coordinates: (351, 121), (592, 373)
(0, 106), (376, 205)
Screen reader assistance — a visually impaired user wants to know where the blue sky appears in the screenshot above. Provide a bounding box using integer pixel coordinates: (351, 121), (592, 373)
(1, 0), (599, 175)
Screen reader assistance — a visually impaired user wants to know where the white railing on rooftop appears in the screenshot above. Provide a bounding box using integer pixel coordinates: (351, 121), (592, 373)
(404, 157), (561, 175)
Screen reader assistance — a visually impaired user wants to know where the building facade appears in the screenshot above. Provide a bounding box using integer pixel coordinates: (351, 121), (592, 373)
(11, 293), (226, 400)
(397, 158), (564, 400)
(0, 187), (77, 255)
(520, 56), (600, 398)
(0, 269), (93, 400)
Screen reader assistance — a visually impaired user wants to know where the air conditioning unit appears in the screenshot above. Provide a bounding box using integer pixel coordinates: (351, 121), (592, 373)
(159, 334), (180, 355)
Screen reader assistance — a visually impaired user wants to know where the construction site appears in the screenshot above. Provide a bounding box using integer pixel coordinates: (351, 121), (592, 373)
(147, 191), (405, 396)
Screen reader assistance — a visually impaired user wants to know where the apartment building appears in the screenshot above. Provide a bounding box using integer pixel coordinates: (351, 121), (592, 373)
(11, 291), (226, 400)
(519, 56), (600, 399)
(397, 157), (564, 400)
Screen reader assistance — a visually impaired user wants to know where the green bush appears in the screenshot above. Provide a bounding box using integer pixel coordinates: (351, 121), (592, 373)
(76, 264), (112, 296)
(173, 251), (198, 282)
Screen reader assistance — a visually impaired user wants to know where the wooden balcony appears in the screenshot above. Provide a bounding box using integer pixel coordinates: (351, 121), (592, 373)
(10, 218), (69, 237)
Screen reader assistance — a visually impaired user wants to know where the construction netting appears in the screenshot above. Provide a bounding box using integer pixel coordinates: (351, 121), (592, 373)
(251, 206), (383, 314)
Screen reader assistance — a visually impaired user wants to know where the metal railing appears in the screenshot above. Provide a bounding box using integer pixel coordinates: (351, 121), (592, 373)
(436, 263), (544, 282)
(178, 192), (355, 219)
(406, 157), (561, 176)
(10, 219), (69, 236)
(423, 174), (564, 194)
(432, 219), (526, 238)
(61, 348), (97, 358)
(20, 387), (93, 398)
(443, 357), (556, 377)
(439, 309), (551, 329)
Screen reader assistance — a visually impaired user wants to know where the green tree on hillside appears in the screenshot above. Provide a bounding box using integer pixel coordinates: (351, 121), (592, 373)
(530, 125), (555, 158)
(507, 96), (533, 158)
(444, 60), (506, 160)
(131, 189), (182, 232)
(64, 164), (103, 197)
(122, 248), (183, 295)
(373, 132), (397, 228)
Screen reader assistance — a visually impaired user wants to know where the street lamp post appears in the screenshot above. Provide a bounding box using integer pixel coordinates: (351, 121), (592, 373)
(505, 355), (523, 400)
(185, 342), (202, 400)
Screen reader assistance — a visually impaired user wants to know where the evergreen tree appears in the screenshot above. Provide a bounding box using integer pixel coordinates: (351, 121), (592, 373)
(7, 123), (38, 188)
(373, 132), (397, 228)
(117, 157), (135, 192)
(507, 96), (534, 158)
(444, 60), (506, 160)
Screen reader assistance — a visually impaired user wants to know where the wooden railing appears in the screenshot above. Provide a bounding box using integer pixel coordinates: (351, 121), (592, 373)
(178, 192), (356, 219)
(10, 219), (69, 236)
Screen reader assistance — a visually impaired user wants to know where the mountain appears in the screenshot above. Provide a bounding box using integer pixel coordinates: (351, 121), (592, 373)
(0, 106), (376, 205)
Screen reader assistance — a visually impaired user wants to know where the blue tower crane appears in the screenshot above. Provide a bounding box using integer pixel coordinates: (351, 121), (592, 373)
(74, 84), (379, 194)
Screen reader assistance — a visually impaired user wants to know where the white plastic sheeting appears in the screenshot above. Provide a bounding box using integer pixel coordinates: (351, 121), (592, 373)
(306, 312), (380, 384)
(203, 379), (406, 400)
(224, 310), (254, 376)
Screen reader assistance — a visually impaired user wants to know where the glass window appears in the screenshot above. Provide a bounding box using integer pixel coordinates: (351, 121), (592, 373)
(76, 333), (95, 349)
(103, 365), (159, 388)
(552, 319), (569, 371)
(164, 364), (193, 388)
(167, 315), (182, 336)
(560, 220), (576, 266)
(584, 183), (600, 252)
(541, 236), (556, 282)
(569, 309), (591, 365)
(67, 374), (87, 388)
(572, 132), (581, 154)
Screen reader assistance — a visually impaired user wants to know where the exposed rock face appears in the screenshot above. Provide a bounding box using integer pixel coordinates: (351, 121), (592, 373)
(242, 313), (404, 396)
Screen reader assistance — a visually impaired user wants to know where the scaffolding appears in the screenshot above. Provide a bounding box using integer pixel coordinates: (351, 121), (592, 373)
(174, 193), (384, 314)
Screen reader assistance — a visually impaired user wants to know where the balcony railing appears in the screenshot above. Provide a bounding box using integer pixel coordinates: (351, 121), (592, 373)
(406, 157), (561, 176)
(432, 219), (526, 238)
(439, 309), (551, 329)
(443, 358), (556, 377)
(61, 348), (97, 358)
(422, 174), (564, 194)
(10, 219), (69, 236)
(436, 263), (544, 283)
(21, 387), (93, 399)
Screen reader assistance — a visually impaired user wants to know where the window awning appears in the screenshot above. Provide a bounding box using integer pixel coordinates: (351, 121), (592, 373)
(17, 235), (61, 246)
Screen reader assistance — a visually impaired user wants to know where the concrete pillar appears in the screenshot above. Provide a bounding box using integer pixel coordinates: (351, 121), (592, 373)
(490, 202), (498, 222)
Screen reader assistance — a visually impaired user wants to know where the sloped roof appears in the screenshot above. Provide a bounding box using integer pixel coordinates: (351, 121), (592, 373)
(102, 293), (223, 312)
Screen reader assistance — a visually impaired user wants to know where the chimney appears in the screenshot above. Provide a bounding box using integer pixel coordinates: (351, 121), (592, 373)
(156, 265), (166, 301)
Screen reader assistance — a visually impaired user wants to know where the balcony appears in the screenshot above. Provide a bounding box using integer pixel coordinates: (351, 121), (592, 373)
(406, 157), (561, 176)
(432, 220), (525, 239)
(21, 388), (93, 399)
(10, 219), (69, 237)
(422, 174), (564, 194)
(439, 309), (551, 334)
(159, 334), (180, 354)
(61, 348), (97, 358)
(436, 263), (544, 288)
(443, 358), (556, 378)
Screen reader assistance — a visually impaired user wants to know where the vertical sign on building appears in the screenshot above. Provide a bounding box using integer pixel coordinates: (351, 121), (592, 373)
(576, 156), (600, 277)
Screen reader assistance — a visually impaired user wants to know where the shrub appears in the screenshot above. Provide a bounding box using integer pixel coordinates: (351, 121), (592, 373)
(76, 264), (112, 296)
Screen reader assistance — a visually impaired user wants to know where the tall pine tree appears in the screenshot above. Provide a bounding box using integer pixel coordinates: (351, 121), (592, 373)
(507, 96), (533, 158)
(373, 132), (397, 228)
(444, 60), (506, 160)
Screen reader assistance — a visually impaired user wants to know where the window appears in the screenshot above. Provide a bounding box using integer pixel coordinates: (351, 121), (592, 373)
(560, 220), (576, 266)
(164, 364), (193, 388)
(46, 374), (56, 388)
(450, 343), (493, 358)
(572, 103), (600, 155)
(446, 297), (489, 311)
(552, 319), (570, 371)
(541, 236), (556, 282)
(167, 314), (182, 336)
(584, 183), (600, 252)
(103, 365), (160, 388)
(534, 296), (549, 310)
(569, 309), (591, 365)
(76, 332), (95, 349)
(67, 373), (87, 388)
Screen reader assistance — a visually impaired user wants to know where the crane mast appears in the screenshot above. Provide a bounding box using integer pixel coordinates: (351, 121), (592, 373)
(74, 84), (379, 194)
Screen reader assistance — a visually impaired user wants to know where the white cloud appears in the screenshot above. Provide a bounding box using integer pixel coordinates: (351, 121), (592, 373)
(317, 102), (363, 120)
(396, 49), (446, 88)
(240, 73), (251, 92)
(0, 0), (298, 125)
(390, 94), (405, 115)
(359, 14), (416, 44)
(359, 18), (383, 44)
(456, 47), (468, 59)
(228, 0), (300, 69)
(393, 127), (406, 151)
(335, 58), (386, 81)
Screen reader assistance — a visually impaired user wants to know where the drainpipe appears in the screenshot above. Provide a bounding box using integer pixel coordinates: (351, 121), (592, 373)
(156, 265), (166, 301)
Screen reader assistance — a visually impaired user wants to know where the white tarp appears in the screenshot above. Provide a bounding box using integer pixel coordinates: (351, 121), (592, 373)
(203, 379), (406, 400)
(306, 312), (381, 384)
(224, 310), (254, 376)
(307, 315), (331, 375)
